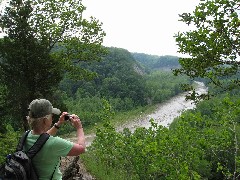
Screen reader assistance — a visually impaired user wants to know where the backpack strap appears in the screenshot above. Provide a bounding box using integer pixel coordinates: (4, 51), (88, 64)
(16, 130), (31, 151)
(26, 133), (50, 159)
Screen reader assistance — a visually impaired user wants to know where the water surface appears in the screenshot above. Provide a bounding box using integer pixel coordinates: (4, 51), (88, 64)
(83, 81), (208, 146)
(117, 81), (208, 132)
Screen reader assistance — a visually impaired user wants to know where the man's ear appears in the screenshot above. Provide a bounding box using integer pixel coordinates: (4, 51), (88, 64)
(43, 117), (48, 125)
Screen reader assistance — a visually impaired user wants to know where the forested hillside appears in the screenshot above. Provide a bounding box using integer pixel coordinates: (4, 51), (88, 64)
(132, 53), (180, 71)
(80, 0), (240, 179)
(60, 47), (146, 105)
(0, 45), (189, 164)
(58, 47), (189, 128)
(1, 0), (239, 179)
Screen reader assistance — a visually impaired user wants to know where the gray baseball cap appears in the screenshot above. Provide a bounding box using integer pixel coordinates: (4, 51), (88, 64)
(28, 99), (61, 118)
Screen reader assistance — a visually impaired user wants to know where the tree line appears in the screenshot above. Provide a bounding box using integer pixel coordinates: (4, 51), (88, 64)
(1, 0), (240, 179)
(0, 0), (106, 131)
(59, 47), (189, 129)
(83, 90), (240, 179)
(80, 0), (240, 179)
(0, 45), (189, 163)
(0, 0), (188, 159)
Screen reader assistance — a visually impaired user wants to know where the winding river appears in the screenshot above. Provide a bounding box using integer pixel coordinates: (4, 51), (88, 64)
(84, 81), (208, 147)
(117, 81), (208, 131)
(63, 81), (208, 180)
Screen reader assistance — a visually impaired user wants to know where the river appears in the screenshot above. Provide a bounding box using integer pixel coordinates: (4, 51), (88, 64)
(117, 81), (208, 131)
(84, 81), (208, 146)
(63, 81), (208, 179)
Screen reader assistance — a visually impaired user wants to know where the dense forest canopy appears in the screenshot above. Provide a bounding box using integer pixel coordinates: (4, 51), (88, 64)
(80, 1), (240, 179)
(0, 42), (190, 163)
(2, 0), (240, 179)
(132, 53), (180, 71)
(0, 0), (106, 130)
(59, 47), (189, 127)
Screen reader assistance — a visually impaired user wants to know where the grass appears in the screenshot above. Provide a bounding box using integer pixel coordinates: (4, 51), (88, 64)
(81, 153), (138, 180)
(77, 105), (158, 180)
(84, 104), (158, 135)
(60, 104), (157, 140)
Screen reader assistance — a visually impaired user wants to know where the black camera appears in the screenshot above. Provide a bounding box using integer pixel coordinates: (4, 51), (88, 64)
(64, 114), (72, 121)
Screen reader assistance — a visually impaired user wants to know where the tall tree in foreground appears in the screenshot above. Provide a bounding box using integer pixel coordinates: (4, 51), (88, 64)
(0, 0), (106, 130)
(174, 0), (239, 100)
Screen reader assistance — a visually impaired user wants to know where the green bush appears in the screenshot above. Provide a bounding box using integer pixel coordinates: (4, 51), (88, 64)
(85, 94), (240, 179)
(0, 125), (20, 164)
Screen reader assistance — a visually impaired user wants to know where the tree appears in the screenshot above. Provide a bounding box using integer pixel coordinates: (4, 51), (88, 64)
(174, 0), (239, 100)
(0, 0), (106, 130)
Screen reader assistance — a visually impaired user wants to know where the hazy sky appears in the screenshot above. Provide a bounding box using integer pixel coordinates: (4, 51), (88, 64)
(82, 0), (200, 57)
(0, 0), (201, 57)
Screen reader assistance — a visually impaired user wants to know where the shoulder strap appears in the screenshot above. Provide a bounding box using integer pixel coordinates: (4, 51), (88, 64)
(16, 130), (31, 151)
(27, 133), (50, 159)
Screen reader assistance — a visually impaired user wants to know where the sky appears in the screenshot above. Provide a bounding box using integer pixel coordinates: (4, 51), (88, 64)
(82, 0), (200, 57)
(0, 0), (200, 57)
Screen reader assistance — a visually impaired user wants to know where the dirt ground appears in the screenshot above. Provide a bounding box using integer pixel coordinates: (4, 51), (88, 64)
(61, 156), (95, 180)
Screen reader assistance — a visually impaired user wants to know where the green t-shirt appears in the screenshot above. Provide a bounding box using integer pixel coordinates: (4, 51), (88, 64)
(24, 131), (74, 180)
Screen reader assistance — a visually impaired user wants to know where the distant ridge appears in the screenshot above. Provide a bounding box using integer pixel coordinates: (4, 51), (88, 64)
(132, 52), (180, 71)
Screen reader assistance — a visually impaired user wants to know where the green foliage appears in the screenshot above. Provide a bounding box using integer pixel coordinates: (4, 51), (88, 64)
(0, 125), (19, 164)
(132, 53), (180, 71)
(61, 48), (189, 118)
(60, 47), (148, 110)
(0, 0), (106, 130)
(87, 120), (205, 179)
(85, 93), (240, 179)
(59, 49), (190, 132)
(153, 56), (180, 70)
(63, 96), (115, 129)
(82, 152), (138, 180)
(172, 94), (240, 179)
(144, 71), (189, 104)
(61, 70), (189, 129)
(174, 0), (240, 100)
